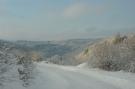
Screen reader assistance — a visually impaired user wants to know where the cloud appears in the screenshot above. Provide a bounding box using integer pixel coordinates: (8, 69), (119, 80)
(0, 0), (13, 17)
(0, 0), (7, 16)
(63, 2), (108, 18)
(63, 3), (89, 18)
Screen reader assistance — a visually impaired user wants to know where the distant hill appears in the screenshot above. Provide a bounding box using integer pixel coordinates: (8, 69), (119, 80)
(14, 39), (99, 63)
(0, 38), (99, 65)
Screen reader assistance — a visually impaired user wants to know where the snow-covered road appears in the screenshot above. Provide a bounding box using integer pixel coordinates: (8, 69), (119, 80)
(32, 62), (135, 89)
(3, 62), (135, 89)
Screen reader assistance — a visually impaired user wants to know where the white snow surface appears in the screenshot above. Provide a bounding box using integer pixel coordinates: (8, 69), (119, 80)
(77, 62), (89, 69)
(2, 62), (135, 89)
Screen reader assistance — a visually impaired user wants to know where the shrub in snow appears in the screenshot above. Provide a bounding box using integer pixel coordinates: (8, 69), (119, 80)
(48, 55), (63, 64)
(87, 34), (135, 72)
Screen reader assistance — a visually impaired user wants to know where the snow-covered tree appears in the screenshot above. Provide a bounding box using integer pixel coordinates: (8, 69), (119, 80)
(17, 53), (35, 87)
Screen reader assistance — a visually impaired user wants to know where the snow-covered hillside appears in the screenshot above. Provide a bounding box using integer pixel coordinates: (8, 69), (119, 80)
(2, 62), (135, 89)
(76, 34), (135, 72)
(0, 41), (35, 89)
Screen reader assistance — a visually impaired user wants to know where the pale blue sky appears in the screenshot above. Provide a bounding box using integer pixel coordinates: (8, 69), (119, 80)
(0, 0), (135, 41)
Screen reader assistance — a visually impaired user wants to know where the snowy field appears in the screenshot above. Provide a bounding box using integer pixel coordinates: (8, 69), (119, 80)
(2, 62), (135, 89)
